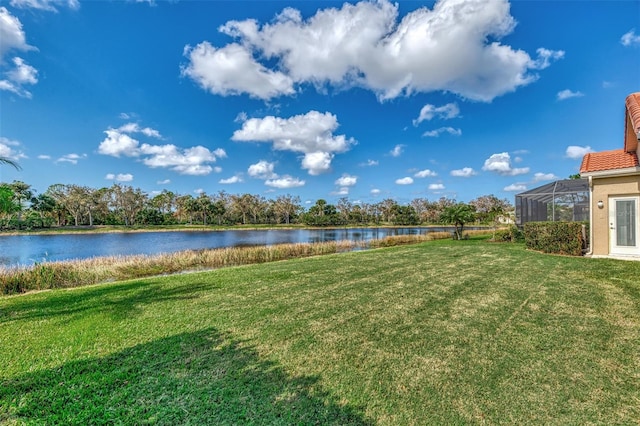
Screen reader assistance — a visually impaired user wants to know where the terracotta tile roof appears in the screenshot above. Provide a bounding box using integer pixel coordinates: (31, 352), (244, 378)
(580, 148), (640, 173)
(624, 92), (640, 153)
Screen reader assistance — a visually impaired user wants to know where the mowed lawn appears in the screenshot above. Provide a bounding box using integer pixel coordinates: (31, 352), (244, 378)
(1, 238), (639, 425)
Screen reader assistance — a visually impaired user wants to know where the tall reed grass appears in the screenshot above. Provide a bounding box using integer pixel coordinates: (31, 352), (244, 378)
(0, 229), (492, 295)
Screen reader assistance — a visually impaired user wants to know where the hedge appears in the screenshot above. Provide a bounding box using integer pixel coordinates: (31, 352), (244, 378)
(523, 221), (588, 256)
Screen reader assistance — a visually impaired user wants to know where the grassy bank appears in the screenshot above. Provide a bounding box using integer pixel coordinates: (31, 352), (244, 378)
(1, 238), (638, 424)
(0, 231), (465, 295)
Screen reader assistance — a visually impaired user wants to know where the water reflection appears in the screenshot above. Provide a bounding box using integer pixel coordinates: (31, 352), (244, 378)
(0, 227), (465, 267)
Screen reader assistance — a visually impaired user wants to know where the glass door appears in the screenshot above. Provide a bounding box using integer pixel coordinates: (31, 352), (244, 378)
(609, 197), (640, 255)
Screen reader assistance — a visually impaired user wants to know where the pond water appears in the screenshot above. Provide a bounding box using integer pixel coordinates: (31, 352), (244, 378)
(0, 227), (463, 267)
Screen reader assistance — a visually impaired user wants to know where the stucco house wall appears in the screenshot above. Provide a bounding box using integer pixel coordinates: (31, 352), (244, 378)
(589, 175), (640, 256)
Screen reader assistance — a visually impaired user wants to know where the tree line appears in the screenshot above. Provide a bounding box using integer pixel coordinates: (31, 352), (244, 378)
(0, 180), (513, 231)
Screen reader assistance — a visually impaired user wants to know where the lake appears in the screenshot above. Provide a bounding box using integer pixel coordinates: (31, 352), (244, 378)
(0, 227), (463, 267)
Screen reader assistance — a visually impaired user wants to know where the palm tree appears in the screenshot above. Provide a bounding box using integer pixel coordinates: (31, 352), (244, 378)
(0, 157), (21, 170)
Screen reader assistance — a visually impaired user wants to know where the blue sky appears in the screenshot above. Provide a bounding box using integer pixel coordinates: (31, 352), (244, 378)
(1, 0), (638, 206)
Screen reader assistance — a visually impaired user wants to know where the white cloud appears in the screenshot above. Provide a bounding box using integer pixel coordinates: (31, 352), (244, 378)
(414, 169), (437, 178)
(504, 183), (526, 192)
(530, 48), (565, 69)
(621, 29), (640, 47)
(1, 57), (38, 98)
(184, 0), (561, 102)
(335, 173), (357, 186)
(98, 130), (141, 157)
(55, 153), (86, 164)
(565, 145), (594, 159)
(428, 183), (445, 190)
(0, 7), (35, 59)
(482, 152), (529, 176)
(37, 154), (51, 160)
(219, 175), (243, 184)
(157, 179), (171, 184)
(232, 110), (354, 175)
(106, 173), (133, 182)
(98, 124), (226, 176)
(557, 89), (584, 101)
(413, 103), (460, 126)
(117, 122), (162, 139)
(395, 177), (414, 185)
(265, 175), (305, 188)
(371, 188), (381, 196)
(9, 0), (79, 12)
(389, 144), (404, 157)
(182, 42), (295, 100)
(450, 167), (477, 177)
(0, 136), (26, 161)
(333, 187), (350, 196)
(248, 160), (277, 179)
(363, 159), (378, 166)
(533, 172), (557, 182)
(422, 127), (462, 137)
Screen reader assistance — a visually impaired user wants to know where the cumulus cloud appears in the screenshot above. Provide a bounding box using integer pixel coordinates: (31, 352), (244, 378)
(413, 103), (459, 126)
(389, 144), (404, 157)
(482, 152), (529, 176)
(219, 175), (243, 184)
(106, 173), (134, 182)
(182, 42), (295, 100)
(428, 183), (445, 190)
(37, 154), (51, 160)
(335, 173), (357, 186)
(232, 110), (355, 175)
(395, 177), (414, 185)
(414, 169), (437, 178)
(98, 123), (226, 176)
(9, 0), (79, 11)
(55, 153), (86, 164)
(557, 89), (584, 101)
(248, 160), (277, 179)
(157, 179), (171, 184)
(565, 145), (594, 159)
(1, 56), (38, 98)
(0, 136), (26, 161)
(183, 0), (562, 102)
(504, 183), (526, 192)
(371, 188), (381, 196)
(621, 29), (640, 47)
(0, 9), (39, 98)
(265, 175), (305, 188)
(0, 7), (34, 58)
(533, 172), (557, 182)
(450, 167), (477, 177)
(362, 159), (378, 166)
(422, 127), (462, 137)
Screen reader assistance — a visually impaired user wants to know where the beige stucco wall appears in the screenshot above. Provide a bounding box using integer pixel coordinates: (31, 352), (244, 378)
(590, 175), (640, 255)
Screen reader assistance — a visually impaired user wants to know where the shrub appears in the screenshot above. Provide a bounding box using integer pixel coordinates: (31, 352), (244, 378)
(523, 222), (587, 256)
(492, 225), (524, 243)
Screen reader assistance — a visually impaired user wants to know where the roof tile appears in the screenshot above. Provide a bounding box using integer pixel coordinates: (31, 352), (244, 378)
(625, 92), (640, 153)
(580, 149), (639, 173)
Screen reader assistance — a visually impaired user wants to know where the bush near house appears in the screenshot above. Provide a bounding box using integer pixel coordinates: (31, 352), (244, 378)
(492, 225), (524, 243)
(524, 221), (587, 256)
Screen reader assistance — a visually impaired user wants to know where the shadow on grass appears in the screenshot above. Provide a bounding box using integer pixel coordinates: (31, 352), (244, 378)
(0, 279), (216, 323)
(0, 327), (371, 425)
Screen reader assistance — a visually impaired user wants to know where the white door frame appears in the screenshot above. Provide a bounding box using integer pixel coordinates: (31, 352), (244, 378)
(609, 196), (640, 256)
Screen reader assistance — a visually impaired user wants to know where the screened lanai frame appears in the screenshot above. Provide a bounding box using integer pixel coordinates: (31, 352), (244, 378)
(515, 179), (590, 226)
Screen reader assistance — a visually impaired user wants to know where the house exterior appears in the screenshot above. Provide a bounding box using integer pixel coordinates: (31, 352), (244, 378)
(580, 92), (640, 258)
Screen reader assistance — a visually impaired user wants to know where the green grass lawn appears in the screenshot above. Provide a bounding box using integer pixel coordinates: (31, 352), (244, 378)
(1, 238), (639, 424)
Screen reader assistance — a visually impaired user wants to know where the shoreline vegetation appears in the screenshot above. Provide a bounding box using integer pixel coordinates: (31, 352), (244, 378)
(0, 230), (492, 295)
(0, 223), (489, 236)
